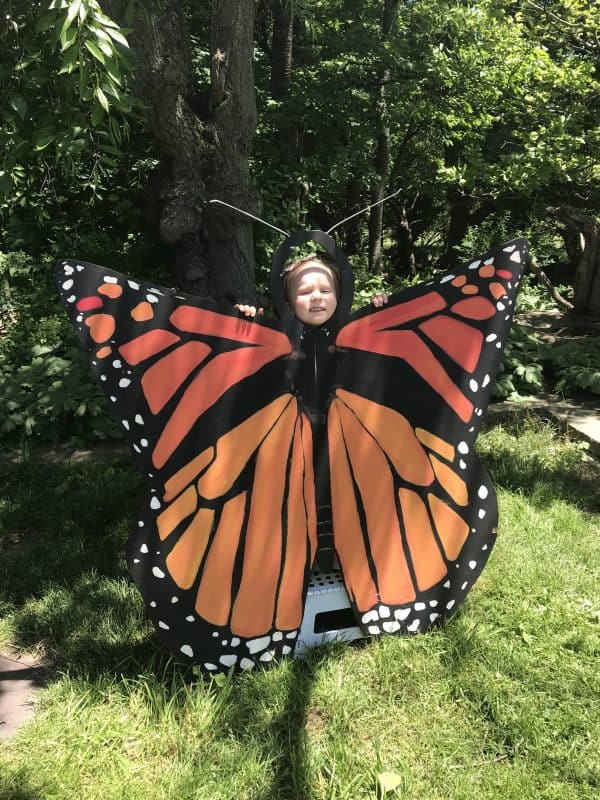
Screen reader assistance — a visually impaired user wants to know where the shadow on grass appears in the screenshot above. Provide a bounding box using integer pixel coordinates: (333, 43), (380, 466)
(1, 455), (325, 797)
(479, 415), (600, 513)
(1, 420), (597, 796)
(0, 766), (49, 800)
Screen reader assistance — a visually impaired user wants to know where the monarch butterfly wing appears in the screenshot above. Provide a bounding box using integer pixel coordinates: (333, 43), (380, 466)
(329, 239), (529, 634)
(57, 259), (317, 669)
(56, 259), (293, 478)
(132, 398), (317, 671)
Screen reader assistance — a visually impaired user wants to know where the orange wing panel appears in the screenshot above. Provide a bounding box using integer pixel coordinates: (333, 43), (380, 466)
(336, 400), (416, 607)
(275, 419), (310, 630)
(194, 492), (247, 627)
(229, 401), (298, 638)
(398, 489), (447, 593)
(328, 402), (378, 611)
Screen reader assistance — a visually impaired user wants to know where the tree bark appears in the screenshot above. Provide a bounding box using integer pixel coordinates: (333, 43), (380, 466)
(126, 0), (259, 302)
(528, 256), (573, 311)
(441, 190), (472, 266)
(269, 1), (302, 216)
(390, 197), (417, 276)
(270, 1), (294, 101)
(548, 206), (600, 318)
(368, 0), (399, 273)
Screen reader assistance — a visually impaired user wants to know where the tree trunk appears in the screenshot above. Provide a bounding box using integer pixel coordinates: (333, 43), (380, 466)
(343, 177), (363, 256)
(127, 0), (259, 302)
(367, 0), (399, 273)
(270, 1), (294, 101)
(548, 206), (600, 319)
(269, 1), (302, 218)
(441, 190), (472, 267)
(390, 198), (417, 276)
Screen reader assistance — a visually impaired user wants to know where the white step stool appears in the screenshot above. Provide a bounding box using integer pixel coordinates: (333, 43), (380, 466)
(295, 569), (366, 655)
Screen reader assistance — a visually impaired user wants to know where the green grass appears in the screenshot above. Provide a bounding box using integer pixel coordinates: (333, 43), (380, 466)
(0, 417), (599, 800)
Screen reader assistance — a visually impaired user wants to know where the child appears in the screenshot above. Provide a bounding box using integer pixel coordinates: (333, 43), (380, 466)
(236, 253), (389, 571)
(235, 254), (388, 321)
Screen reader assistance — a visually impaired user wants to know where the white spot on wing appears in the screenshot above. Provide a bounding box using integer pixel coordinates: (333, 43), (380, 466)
(247, 636), (271, 654)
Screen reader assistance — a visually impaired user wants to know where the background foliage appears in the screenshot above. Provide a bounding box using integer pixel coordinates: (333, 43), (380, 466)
(1, 0), (599, 446)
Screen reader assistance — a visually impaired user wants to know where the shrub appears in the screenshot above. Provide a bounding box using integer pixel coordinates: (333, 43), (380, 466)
(0, 250), (117, 446)
(549, 337), (600, 396)
(492, 324), (548, 399)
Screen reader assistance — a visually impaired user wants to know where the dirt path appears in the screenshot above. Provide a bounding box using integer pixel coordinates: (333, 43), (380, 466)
(0, 651), (49, 740)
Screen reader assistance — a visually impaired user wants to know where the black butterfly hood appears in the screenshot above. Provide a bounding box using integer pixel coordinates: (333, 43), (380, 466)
(269, 230), (355, 328)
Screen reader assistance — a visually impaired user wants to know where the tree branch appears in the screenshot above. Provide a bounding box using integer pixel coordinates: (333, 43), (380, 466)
(528, 255), (574, 311)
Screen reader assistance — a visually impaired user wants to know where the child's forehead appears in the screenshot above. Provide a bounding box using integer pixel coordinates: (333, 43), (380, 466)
(292, 263), (336, 288)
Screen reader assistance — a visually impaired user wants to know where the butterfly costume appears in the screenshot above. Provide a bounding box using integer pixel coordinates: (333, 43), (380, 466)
(56, 232), (529, 672)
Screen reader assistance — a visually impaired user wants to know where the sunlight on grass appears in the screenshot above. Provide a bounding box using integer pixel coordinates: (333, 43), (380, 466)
(0, 418), (598, 799)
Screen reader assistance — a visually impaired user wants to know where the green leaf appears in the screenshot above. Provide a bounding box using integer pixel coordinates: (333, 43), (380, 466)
(35, 12), (57, 34)
(92, 12), (120, 29)
(85, 40), (106, 64)
(0, 171), (13, 196)
(377, 772), (402, 795)
(10, 95), (27, 120)
(105, 27), (130, 48)
(89, 25), (112, 42)
(58, 46), (79, 75)
(67, 0), (82, 25)
(97, 39), (114, 59)
(89, 104), (103, 125)
(34, 129), (55, 151)
(95, 87), (110, 112)
(60, 28), (78, 52)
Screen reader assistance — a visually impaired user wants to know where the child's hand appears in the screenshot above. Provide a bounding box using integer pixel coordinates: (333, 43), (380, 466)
(235, 304), (264, 318)
(371, 293), (389, 307)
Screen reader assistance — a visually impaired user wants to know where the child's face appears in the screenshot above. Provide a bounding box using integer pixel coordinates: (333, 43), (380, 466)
(289, 263), (338, 326)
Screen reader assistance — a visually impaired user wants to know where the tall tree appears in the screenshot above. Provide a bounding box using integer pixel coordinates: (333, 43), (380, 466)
(2, 0), (259, 301)
(126, 0), (259, 300)
(550, 206), (600, 324)
(368, 0), (399, 273)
